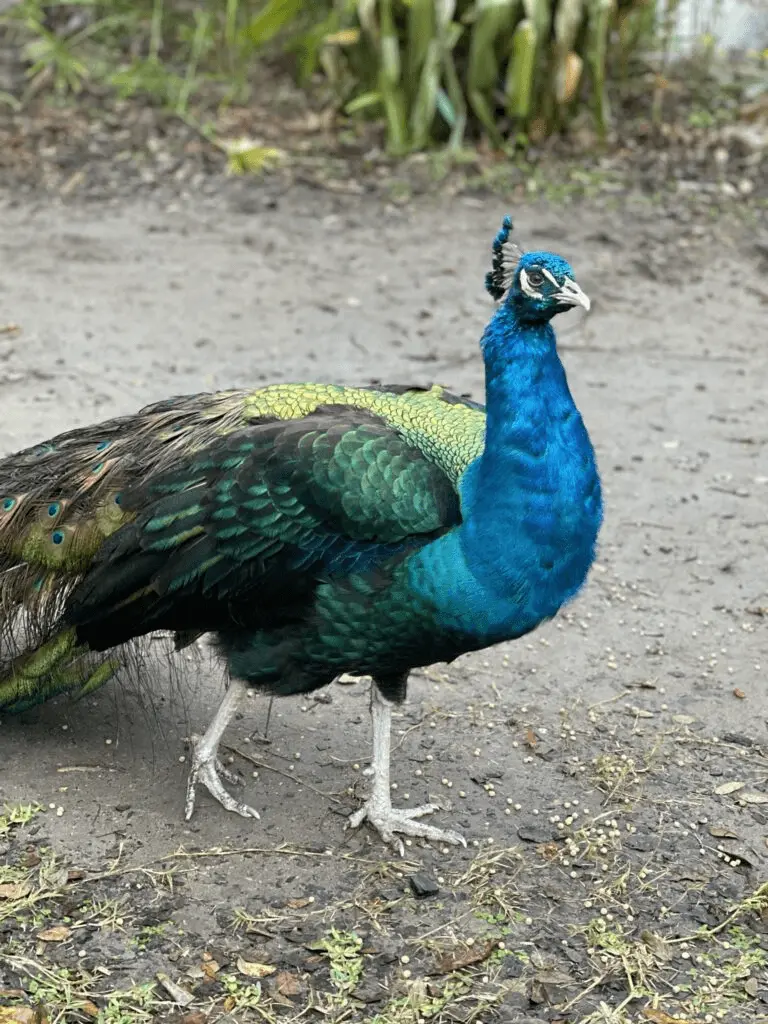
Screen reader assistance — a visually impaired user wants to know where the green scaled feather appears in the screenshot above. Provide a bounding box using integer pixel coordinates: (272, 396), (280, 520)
(0, 382), (484, 711)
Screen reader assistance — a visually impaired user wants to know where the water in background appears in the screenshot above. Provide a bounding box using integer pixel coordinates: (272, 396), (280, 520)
(672, 0), (768, 52)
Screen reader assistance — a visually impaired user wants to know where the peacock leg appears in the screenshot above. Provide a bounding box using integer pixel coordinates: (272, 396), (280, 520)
(347, 683), (467, 855)
(185, 678), (260, 821)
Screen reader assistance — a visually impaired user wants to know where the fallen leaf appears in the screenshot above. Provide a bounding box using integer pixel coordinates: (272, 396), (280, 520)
(733, 688), (746, 699)
(740, 792), (768, 804)
(80, 1002), (99, 1019)
(199, 957), (220, 980)
(745, 976), (759, 997)
(529, 967), (575, 1005)
(178, 1014), (208, 1024)
(433, 939), (499, 975)
(37, 925), (71, 942)
(285, 897), (312, 909)
(236, 957), (275, 979)
(715, 781), (745, 796)
(642, 1007), (700, 1024)
(709, 825), (739, 839)
(0, 883), (31, 900)
(525, 727), (537, 749)
(640, 932), (672, 961)
(156, 973), (194, 1007)
(274, 971), (302, 997)
(0, 1010), (48, 1024)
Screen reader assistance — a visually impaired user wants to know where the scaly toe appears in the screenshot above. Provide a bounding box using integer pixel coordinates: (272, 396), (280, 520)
(395, 803), (441, 821)
(185, 758), (259, 821)
(348, 801), (466, 852)
(214, 757), (244, 787)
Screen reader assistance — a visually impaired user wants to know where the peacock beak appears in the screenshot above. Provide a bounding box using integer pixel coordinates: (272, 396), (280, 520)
(556, 277), (591, 312)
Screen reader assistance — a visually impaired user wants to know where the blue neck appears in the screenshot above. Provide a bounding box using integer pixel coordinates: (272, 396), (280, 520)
(406, 298), (601, 648)
(452, 300), (601, 631)
(479, 303), (561, 468)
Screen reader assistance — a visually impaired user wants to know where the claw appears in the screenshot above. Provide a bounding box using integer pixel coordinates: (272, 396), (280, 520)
(348, 799), (466, 855)
(185, 740), (260, 821)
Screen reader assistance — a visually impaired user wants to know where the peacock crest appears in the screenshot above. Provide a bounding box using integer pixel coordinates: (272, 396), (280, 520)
(485, 215), (524, 302)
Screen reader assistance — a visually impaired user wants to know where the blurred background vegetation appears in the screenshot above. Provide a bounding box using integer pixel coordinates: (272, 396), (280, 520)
(0, 0), (766, 161)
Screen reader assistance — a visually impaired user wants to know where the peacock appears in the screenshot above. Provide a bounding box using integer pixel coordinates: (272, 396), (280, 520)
(0, 216), (601, 851)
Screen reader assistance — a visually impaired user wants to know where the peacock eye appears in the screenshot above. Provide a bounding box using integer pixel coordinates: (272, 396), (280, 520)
(526, 269), (545, 288)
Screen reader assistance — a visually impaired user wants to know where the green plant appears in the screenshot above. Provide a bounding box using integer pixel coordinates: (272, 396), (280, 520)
(243, 0), (656, 151)
(4, 0), (742, 161)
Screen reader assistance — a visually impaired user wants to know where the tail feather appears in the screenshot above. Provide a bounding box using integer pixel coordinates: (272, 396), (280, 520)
(0, 627), (120, 713)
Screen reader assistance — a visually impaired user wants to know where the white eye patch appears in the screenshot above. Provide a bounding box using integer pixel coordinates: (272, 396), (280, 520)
(519, 267), (543, 299)
(519, 266), (560, 300)
(541, 268), (559, 287)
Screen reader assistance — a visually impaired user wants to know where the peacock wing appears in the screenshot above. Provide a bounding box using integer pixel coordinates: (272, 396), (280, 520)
(65, 406), (462, 648)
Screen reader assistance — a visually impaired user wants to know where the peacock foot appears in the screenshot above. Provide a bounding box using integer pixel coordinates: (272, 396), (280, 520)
(347, 799), (466, 856)
(184, 735), (260, 821)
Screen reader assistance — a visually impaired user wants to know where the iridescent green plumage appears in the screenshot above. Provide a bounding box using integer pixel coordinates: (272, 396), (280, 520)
(0, 382), (483, 712)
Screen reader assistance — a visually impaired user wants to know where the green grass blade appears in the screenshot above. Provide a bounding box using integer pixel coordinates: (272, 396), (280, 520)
(244, 0), (306, 47)
(410, 38), (441, 147)
(505, 16), (536, 119)
(466, 0), (517, 147)
(405, 0), (435, 99)
(345, 89), (382, 113)
(378, 0), (408, 153)
(435, 0), (466, 149)
(586, 0), (615, 138)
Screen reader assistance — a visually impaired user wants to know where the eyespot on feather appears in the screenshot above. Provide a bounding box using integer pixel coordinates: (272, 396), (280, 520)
(0, 493), (26, 521)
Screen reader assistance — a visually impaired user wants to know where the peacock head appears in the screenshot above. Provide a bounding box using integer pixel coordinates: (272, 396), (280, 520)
(485, 215), (590, 324)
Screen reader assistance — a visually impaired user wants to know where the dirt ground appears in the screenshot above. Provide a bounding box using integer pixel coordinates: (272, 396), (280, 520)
(0, 186), (767, 1024)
